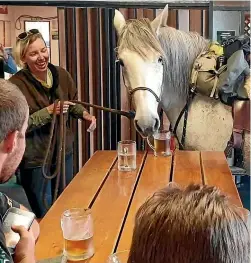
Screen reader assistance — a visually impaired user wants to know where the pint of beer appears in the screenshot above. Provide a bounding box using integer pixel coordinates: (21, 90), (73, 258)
(147, 130), (172, 157)
(61, 208), (94, 261)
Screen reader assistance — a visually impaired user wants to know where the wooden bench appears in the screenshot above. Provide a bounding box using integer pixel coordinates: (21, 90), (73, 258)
(35, 150), (242, 262)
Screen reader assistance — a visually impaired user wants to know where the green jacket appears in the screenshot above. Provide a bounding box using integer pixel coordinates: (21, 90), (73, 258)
(10, 63), (87, 168)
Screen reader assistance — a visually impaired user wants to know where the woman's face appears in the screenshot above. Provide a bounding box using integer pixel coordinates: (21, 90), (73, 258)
(22, 38), (49, 74)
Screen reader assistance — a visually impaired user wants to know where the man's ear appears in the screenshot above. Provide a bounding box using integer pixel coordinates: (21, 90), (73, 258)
(2, 131), (18, 154)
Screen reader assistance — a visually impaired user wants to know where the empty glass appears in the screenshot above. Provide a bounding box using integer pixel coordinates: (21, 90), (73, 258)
(61, 208), (94, 261)
(117, 140), (136, 171)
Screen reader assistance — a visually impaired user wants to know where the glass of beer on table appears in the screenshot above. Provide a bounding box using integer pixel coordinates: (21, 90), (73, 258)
(147, 130), (172, 157)
(61, 208), (94, 261)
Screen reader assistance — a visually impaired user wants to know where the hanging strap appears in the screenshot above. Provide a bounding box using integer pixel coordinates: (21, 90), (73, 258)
(172, 86), (197, 150)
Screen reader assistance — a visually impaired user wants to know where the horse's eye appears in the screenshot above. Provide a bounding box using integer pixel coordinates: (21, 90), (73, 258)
(116, 59), (124, 67)
(119, 59), (124, 67)
(158, 56), (163, 64)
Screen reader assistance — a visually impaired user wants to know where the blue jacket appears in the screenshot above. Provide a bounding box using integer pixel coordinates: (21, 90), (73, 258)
(4, 55), (17, 74)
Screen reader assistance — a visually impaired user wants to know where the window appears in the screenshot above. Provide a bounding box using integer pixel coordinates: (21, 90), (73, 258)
(25, 21), (50, 47)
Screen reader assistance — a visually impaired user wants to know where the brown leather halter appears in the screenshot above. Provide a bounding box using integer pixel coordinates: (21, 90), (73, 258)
(129, 87), (161, 103)
(122, 69), (161, 104)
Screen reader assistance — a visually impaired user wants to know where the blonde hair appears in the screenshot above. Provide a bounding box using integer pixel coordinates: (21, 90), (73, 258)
(13, 33), (45, 68)
(117, 18), (165, 60)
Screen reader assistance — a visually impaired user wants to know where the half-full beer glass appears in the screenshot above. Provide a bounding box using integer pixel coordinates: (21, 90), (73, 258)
(147, 130), (171, 156)
(61, 208), (94, 261)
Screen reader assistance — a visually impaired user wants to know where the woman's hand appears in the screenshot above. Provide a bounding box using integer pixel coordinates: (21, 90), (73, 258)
(83, 111), (96, 132)
(46, 101), (76, 115)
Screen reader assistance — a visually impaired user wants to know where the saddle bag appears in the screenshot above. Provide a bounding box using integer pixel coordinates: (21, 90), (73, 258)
(190, 50), (227, 99)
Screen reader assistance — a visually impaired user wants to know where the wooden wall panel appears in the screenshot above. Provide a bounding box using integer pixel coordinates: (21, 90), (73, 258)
(189, 9), (202, 35)
(137, 9), (144, 19)
(58, 8), (66, 69)
(203, 9), (209, 38)
(167, 9), (177, 28)
(143, 9), (155, 20)
(118, 8), (131, 142)
(87, 8), (102, 155)
(77, 8), (90, 165)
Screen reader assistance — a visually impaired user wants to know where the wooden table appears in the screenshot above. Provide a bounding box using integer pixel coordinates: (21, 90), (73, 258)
(35, 150), (242, 262)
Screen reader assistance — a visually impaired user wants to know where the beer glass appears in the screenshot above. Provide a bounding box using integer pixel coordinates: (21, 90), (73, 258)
(147, 130), (171, 157)
(107, 250), (129, 263)
(61, 208), (94, 261)
(117, 140), (136, 171)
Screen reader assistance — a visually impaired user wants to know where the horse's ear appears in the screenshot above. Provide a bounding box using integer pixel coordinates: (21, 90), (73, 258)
(114, 9), (126, 36)
(151, 4), (169, 34)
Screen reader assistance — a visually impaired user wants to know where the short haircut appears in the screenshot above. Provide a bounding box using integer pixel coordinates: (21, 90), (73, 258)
(128, 184), (250, 263)
(0, 79), (28, 142)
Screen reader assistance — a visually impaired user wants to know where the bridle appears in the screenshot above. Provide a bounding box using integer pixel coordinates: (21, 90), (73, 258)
(128, 87), (161, 103)
(119, 60), (162, 104)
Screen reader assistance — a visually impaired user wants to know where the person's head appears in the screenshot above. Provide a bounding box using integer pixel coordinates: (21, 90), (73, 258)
(14, 29), (49, 75)
(0, 79), (29, 183)
(128, 184), (250, 263)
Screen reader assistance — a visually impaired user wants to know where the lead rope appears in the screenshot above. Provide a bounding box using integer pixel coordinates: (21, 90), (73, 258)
(42, 100), (136, 211)
(42, 100), (65, 210)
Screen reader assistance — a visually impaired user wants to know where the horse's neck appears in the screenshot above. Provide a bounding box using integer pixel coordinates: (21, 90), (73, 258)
(159, 27), (209, 125)
(161, 90), (186, 127)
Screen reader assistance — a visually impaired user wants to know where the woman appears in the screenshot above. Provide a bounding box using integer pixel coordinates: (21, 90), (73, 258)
(128, 184), (250, 263)
(10, 29), (96, 218)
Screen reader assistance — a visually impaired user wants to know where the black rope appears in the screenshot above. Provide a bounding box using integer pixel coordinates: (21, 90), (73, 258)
(173, 86), (197, 150)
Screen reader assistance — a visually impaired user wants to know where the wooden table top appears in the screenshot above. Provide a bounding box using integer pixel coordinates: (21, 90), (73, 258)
(35, 150), (242, 262)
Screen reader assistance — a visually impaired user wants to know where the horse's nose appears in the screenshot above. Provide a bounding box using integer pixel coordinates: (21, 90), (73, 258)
(134, 118), (159, 136)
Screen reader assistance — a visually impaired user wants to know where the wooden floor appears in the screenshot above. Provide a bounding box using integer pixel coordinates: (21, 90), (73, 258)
(35, 150), (242, 262)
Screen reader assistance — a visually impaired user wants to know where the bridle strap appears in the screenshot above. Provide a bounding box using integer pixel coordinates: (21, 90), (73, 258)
(172, 86), (196, 149)
(129, 87), (161, 103)
(122, 71), (161, 103)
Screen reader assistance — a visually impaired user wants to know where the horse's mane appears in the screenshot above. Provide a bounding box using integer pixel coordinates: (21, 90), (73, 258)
(117, 18), (165, 59)
(117, 18), (210, 100)
(159, 26), (210, 99)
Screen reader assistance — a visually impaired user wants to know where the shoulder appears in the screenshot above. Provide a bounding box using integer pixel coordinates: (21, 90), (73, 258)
(9, 70), (27, 83)
(49, 64), (72, 81)
(55, 66), (72, 79)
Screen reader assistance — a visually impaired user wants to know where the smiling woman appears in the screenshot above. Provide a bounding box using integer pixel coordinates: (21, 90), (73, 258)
(8, 29), (97, 218)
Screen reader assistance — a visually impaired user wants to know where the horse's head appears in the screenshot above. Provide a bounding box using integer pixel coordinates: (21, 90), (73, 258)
(114, 6), (169, 137)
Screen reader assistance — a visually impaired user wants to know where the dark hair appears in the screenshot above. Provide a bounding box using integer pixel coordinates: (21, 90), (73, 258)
(128, 184), (250, 263)
(0, 79), (28, 142)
